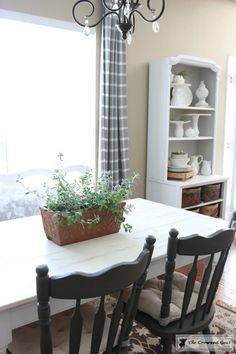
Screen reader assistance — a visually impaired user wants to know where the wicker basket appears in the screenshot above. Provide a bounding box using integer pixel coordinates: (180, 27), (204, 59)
(201, 184), (221, 203)
(199, 203), (219, 218)
(182, 187), (201, 208)
(40, 205), (124, 246)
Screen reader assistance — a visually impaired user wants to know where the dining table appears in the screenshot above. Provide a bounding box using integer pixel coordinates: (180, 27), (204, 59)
(0, 198), (229, 354)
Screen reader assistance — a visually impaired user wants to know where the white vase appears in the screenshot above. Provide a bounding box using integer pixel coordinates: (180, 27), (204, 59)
(200, 160), (211, 176)
(195, 81), (209, 107)
(191, 114), (200, 137)
(185, 127), (195, 137)
(170, 121), (190, 137)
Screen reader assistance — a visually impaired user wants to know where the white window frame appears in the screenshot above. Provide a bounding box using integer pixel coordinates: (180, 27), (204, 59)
(0, 9), (96, 172)
(0, 10), (97, 221)
(223, 56), (236, 219)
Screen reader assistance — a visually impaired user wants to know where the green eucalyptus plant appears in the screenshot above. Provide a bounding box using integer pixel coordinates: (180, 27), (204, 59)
(17, 154), (138, 233)
(173, 70), (191, 78)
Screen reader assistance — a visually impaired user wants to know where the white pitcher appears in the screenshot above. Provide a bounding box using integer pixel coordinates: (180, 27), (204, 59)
(190, 155), (203, 175)
(200, 160), (211, 176)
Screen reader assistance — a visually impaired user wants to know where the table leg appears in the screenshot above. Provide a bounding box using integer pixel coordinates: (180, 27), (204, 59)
(0, 312), (12, 354)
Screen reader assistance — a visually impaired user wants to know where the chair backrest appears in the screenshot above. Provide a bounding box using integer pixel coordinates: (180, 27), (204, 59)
(229, 211), (236, 229)
(160, 228), (235, 329)
(36, 235), (156, 354)
(0, 165), (88, 221)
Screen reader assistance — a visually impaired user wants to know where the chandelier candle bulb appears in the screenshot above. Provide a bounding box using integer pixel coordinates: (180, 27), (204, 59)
(112, 0), (119, 10)
(124, 3), (131, 17)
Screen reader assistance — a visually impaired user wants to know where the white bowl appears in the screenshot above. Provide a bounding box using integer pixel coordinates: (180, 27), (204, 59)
(170, 157), (190, 168)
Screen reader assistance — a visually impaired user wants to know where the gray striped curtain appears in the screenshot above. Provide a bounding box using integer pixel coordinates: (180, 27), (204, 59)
(99, 2), (129, 186)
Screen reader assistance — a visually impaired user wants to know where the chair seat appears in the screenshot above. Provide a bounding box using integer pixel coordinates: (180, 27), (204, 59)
(8, 302), (119, 354)
(134, 272), (204, 326)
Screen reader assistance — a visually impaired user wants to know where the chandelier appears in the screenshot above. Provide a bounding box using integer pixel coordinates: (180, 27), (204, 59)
(72, 0), (165, 44)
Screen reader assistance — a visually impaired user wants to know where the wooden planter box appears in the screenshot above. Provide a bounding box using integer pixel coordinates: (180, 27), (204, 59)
(40, 205), (124, 246)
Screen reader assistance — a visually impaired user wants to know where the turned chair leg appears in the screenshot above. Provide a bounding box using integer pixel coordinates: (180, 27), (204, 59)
(161, 337), (172, 354)
(202, 326), (216, 354)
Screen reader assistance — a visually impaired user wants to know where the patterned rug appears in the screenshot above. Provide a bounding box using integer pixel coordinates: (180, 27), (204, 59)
(10, 298), (235, 353)
(127, 302), (236, 354)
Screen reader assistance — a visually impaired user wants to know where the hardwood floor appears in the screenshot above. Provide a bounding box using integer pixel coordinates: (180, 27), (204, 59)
(215, 236), (236, 307)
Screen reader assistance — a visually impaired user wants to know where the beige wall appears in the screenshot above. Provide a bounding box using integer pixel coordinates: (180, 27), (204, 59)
(127, 0), (236, 197)
(0, 0), (74, 21)
(0, 0), (101, 22)
(1, 0), (236, 197)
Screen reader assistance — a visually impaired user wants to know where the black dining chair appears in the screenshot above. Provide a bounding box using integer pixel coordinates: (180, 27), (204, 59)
(133, 228), (235, 354)
(229, 211), (236, 229)
(8, 235), (156, 354)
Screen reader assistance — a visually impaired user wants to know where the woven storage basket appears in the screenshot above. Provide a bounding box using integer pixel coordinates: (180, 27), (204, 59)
(199, 203), (219, 218)
(182, 187), (201, 208)
(201, 184), (221, 202)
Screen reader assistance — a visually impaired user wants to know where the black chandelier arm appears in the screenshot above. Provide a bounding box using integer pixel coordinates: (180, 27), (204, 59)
(72, 0), (94, 21)
(130, 0), (165, 23)
(147, 0), (155, 12)
(72, 0), (121, 28)
(130, 1), (142, 13)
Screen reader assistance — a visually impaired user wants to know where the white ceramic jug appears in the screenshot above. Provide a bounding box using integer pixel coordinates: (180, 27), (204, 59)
(190, 155), (203, 175)
(200, 160), (211, 176)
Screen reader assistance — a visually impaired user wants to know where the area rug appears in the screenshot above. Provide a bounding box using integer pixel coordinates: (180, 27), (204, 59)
(216, 299), (236, 314)
(9, 300), (235, 354)
(127, 303), (236, 354)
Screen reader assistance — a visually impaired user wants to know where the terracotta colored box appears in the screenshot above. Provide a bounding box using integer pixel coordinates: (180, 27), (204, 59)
(40, 206), (123, 246)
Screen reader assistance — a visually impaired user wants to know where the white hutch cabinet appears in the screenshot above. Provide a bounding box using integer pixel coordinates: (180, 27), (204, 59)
(146, 55), (228, 218)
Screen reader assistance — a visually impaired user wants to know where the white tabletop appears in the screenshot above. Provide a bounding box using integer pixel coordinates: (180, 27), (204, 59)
(0, 198), (228, 353)
(0, 198), (228, 311)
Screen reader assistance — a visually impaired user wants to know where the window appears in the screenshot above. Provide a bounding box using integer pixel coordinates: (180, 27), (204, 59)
(224, 56), (236, 219)
(0, 10), (96, 220)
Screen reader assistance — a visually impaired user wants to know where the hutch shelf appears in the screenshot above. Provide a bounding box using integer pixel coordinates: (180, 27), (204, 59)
(146, 55), (228, 218)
